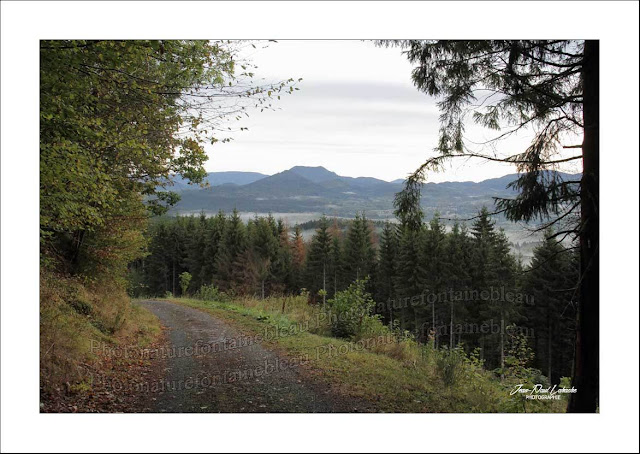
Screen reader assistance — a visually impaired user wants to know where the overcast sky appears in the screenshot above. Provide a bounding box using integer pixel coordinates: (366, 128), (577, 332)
(204, 40), (581, 183)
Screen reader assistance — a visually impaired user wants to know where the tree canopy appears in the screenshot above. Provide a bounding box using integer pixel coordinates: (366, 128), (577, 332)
(40, 40), (297, 274)
(379, 39), (599, 412)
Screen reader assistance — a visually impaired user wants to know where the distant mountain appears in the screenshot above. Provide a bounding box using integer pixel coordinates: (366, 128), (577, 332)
(169, 165), (581, 222)
(288, 166), (339, 183)
(238, 170), (327, 197)
(167, 171), (268, 190)
(205, 171), (268, 186)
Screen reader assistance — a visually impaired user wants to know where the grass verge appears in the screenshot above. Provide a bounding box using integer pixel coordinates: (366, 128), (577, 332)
(40, 271), (162, 410)
(163, 295), (567, 413)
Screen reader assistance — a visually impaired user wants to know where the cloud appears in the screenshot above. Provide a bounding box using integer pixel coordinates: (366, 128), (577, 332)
(204, 41), (575, 183)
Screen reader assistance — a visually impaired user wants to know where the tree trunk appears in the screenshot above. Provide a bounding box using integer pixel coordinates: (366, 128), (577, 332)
(172, 260), (176, 296)
(548, 320), (553, 385)
(569, 40), (599, 413)
(500, 311), (505, 380)
(432, 299), (437, 348)
(449, 301), (454, 349)
(322, 262), (326, 307)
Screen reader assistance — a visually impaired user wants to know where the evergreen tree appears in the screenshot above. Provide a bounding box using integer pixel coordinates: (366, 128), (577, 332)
(291, 225), (306, 292)
(144, 222), (172, 295)
(327, 219), (344, 297)
(381, 39), (599, 411)
(272, 220), (294, 294)
(215, 209), (247, 291)
(251, 216), (279, 298)
(376, 222), (399, 323)
(524, 232), (578, 384)
(442, 221), (471, 349)
(167, 218), (188, 296)
(395, 225), (424, 332)
(419, 214), (447, 342)
(305, 216), (332, 304)
(469, 207), (497, 290)
(343, 213), (376, 285)
(480, 228), (519, 374)
(185, 212), (208, 291)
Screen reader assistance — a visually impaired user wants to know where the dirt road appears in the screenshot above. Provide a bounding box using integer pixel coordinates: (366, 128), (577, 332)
(137, 300), (372, 413)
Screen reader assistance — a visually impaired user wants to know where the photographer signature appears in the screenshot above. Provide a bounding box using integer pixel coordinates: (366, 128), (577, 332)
(510, 384), (577, 396)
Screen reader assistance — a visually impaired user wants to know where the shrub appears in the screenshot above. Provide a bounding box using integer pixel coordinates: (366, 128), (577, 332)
(436, 347), (465, 387)
(179, 271), (192, 296)
(194, 284), (228, 302)
(326, 278), (376, 339)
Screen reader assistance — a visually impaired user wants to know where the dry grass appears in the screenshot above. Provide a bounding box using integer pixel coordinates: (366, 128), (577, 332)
(40, 271), (161, 395)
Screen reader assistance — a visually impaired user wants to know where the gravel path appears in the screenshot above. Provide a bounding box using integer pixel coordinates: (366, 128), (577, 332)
(137, 300), (372, 413)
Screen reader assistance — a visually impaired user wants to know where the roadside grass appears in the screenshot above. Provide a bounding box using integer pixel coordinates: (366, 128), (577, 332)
(40, 271), (162, 398)
(160, 295), (567, 413)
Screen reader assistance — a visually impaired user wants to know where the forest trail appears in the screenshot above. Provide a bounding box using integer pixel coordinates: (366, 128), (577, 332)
(137, 300), (372, 413)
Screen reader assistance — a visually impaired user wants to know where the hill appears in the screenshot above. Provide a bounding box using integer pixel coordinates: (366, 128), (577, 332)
(169, 165), (580, 223)
(167, 171), (269, 190)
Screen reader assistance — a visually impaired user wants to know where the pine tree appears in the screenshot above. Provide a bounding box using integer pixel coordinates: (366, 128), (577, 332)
(291, 225), (306, 292)
(376, 222), (399, 323)
(215, 209), (247, 291)
(185, 212), (208, 291)
(524, 231), (578, 384)
(144, 221), (172, 295)
(482, 228), (518, 374)
(272, 220), (294, 294)
(419, 214), (447, 342)
(468, 207), (519, 371)
(305, 216), (332, 304)
(327, 219), (344, 297)
(442, 221), (471, 349)
(395, 225), (424, 332)
(201, 211), (226, 286)
(343, 213), (376, 285)
(251, 216), (279, 298)
(381, 39), (599, 411)
(167, 218), (188, 296)
(470, 207), (497, 290)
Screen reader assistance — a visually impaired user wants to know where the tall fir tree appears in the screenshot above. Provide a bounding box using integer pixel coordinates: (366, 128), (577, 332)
(523, 231), (578, 384)
(291, 225), (306, 292)
(343, 212), (376, 285)
(215, 209), (247, 291)
(327, 219), (344, 297)
(376, 222), (399, 323)
(395, 225), (424, 332)
(305, 216), (332, 304)
(418, 214), (447, 342)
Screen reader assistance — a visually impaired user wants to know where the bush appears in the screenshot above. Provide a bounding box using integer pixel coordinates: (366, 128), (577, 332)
(326, 279), (376, 339)
(436, 347), (465, 387)
(179, 272), (192, 296)
(194, 284), (228, 302)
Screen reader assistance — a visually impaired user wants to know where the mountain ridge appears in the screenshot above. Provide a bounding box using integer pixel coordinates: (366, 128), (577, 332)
(169, 165), (581, 221)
